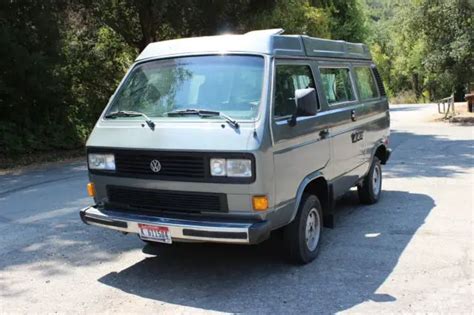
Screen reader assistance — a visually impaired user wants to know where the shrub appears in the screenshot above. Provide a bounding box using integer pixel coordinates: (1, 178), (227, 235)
(390, 90), (419, 104)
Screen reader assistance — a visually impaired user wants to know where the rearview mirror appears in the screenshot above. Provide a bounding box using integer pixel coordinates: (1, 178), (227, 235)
(288, 88), (318, 126)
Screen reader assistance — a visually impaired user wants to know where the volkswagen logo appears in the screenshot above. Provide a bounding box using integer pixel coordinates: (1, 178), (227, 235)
(150, 159), (162, 173)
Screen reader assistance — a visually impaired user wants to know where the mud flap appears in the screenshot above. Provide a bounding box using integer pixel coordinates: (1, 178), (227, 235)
(323, 184), (335, 228)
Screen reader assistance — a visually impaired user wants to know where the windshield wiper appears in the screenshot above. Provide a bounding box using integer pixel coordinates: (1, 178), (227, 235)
(105, 110), (155, 130)
(165, 109), (239, 129)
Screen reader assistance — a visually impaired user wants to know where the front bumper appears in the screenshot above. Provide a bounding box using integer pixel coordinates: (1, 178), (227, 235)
(80, 205), (271, 245)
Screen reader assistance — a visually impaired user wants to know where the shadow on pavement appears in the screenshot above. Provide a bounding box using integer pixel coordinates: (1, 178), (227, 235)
(98, 190), (435, 313)
(387, 130), (473, 178)
(0, 163), (141, 287)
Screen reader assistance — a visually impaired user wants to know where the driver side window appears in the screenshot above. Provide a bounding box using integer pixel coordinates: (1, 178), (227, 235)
(274, 64), (316, 119)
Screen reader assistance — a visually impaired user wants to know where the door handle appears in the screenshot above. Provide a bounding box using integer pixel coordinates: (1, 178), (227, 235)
(351, 110), (357, 121)
(319, 129), (329, 139)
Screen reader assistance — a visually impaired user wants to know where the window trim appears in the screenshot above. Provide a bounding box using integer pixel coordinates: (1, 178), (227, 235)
(272, 61), (321, 122)
(318, 65), (358, 107)
(370, 65), (387, 97)
(353, 64), (380, 101)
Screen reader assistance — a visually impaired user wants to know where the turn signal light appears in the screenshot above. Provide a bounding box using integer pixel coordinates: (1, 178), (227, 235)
(252, 195), (268, 211)
(87, 182), (96, 197)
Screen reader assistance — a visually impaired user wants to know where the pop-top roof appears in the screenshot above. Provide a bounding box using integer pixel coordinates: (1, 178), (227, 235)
(137, 29), (372, 61)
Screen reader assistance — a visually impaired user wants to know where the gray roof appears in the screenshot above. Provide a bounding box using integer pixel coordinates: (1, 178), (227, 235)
(136, 29), (372, 61)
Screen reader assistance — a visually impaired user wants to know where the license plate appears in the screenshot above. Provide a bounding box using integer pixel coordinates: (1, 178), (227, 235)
(138, 224), (172, 244)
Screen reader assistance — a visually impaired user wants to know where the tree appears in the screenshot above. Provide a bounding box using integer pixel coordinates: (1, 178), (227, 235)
(0, 0), (76, 154)
(364, 0), (474, 102)
(12, 0), (469, 157)
(319, 0), (368, 42)
(249, 0), (331, 38)
(62, 4), (136, 137)
(78, 0), (276, 52)
(79, 0), (368, 52)
(417, 0), (474, 100)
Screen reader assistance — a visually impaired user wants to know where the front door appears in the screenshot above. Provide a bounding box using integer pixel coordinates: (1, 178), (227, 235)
(271, 60), (331, 208)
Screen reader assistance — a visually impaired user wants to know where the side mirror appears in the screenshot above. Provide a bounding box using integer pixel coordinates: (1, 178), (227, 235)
(288, 88), (318, 126)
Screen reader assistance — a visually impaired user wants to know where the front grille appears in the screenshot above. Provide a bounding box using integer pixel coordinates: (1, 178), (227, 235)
(106, 186), (228, 213)
(115, 151), (206, 178)
(87, 148), (256, 183)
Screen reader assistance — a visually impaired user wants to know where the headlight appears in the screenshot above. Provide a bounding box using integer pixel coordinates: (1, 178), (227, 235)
(210, 158), (226, 176)
(88, 153), (116, 171)
(210, 158), (252, 178)
(226, 159), (252, 177)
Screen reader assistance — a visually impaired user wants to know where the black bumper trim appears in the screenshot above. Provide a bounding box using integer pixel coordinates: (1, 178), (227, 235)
(182, 229), (247, 239)
(80, 212), (128, 229)
(248, 221), (271, 244)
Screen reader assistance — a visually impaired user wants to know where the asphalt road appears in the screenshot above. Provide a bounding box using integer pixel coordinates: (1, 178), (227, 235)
(1, 104), (472, 314)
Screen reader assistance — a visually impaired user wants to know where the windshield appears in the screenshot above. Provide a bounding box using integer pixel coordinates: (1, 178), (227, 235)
(107, 55), (264, 120)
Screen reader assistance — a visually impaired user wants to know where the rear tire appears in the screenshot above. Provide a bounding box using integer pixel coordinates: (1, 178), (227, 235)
(358, 156), (382, 204)
(284, 194), (323, 264)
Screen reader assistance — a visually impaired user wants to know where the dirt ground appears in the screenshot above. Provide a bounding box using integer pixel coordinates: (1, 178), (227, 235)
(429, 101), (474, 125)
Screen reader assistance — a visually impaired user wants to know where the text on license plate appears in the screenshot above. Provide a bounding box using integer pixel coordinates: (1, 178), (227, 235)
(138, 224), (172, 244)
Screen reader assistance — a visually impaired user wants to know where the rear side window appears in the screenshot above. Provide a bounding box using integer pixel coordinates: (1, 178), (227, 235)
(274, 64), (316, 118)
(354, 67), (379, 100)
(320, 68), (355, 104)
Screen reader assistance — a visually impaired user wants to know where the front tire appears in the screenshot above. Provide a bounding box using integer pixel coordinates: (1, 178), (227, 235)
(284, 194), (323, 264)
(358, 156), (382, 204)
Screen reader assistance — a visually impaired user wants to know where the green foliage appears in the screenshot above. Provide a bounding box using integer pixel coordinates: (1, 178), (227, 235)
(390, 90), (419, 104)
(321, 0), (369, 42)
(364, 0), (474, 102)
(249, 0), (331, 38)
(370, 43), (393, 96)
(3, 0), (470, 156)
(62, 7), (136, 141)
(79, 0), (277, 51)
(0, 0), (78, 154)
(417, 0), (474, 100)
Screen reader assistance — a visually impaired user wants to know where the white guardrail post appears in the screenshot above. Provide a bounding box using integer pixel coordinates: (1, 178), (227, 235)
(437, 94), (455, 118)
